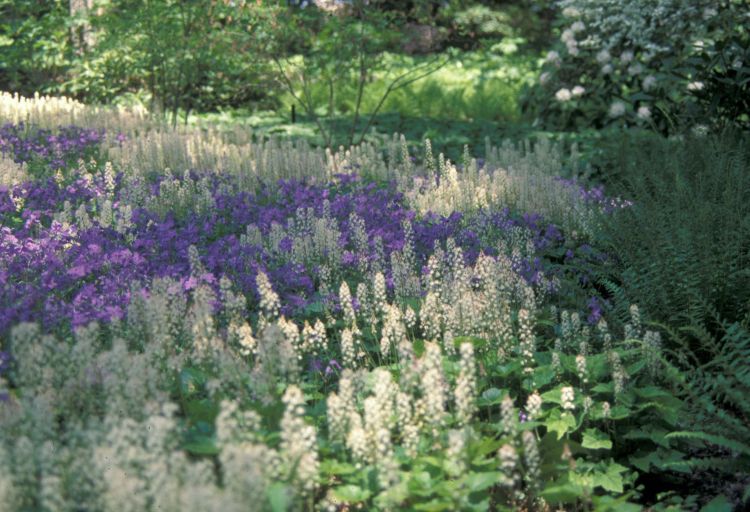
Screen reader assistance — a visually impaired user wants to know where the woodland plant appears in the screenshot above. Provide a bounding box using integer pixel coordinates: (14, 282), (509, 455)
(524, 0), (750, 133)
(0, 92), (746, 510)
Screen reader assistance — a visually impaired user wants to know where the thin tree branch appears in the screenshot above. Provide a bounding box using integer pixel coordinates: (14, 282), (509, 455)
(356, 55), (448, 144)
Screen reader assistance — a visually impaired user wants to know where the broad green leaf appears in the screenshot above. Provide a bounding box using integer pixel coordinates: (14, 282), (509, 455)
(413, 500), (455, 511)
(533, 365), (556, 387)
(183, 436), (219, 456)
(267, 483), (293, 512)
(541, 481), (585, 503)
(464, 471), (503, 492)
(546, 410), (576, 440)
(582, 428), (612, 450)
(541, 387), (562, 405)
(184, 398), (220, 423)
(591, 462), (627, 493)
(331, 485), (372, 503)
(700, 494), (733, 512)
(477, 387), (503, 407)
(320, 459), (357, 476)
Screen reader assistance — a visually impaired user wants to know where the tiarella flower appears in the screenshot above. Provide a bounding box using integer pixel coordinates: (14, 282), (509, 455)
(525, 392), (542, 419)
(561, 386), (576, 411)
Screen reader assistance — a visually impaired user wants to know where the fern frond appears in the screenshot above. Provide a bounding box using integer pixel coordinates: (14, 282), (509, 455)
(665, 431), (750, 457)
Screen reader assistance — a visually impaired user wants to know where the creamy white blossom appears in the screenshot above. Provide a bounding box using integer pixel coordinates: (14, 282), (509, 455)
(555, 88), (573, 102)
(609, 101), (627, 118)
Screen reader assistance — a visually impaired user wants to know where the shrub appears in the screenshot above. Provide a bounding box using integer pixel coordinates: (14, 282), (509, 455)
(523, 0), (750, 133)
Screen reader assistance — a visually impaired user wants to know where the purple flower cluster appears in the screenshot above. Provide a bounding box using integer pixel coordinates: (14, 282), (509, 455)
(556, 177), (633, 212)
(0, 123), (103, 173)
(0, 123), (609, 337)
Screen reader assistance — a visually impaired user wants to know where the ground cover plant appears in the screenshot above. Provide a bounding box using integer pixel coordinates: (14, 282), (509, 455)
(1, 1), (749, 510)
(3, 91), (746, 512)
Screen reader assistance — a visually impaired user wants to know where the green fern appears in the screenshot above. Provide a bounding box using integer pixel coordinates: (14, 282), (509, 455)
(597, 130), (750, 335)
(665, 432), (750, 457)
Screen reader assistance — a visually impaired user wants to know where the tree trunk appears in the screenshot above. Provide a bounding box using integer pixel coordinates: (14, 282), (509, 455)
(70, 0), (97, 53)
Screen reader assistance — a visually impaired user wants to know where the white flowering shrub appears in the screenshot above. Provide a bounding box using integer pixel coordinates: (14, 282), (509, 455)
(524, 0), (750, 132)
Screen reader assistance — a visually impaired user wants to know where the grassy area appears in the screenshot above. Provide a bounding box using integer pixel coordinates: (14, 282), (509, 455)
(191, 49), (541, 160)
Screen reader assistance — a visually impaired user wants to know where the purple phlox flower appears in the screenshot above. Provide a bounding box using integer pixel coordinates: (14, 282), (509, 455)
(587, 296), (604, 325)
(309, 358), (324, 373)
(324, 359), (342, 377)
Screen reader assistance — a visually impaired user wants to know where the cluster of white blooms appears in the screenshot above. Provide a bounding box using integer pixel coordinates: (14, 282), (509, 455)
(522, 431), (542, 500)
(454, 343), (477, 425)
(252, 323), (300, 404)
(643, 330), (663, 378)
(280, 386), (319, 495)
(0, 153), (29, 186)
(608, 350), (628, 396)
(419, 342), (448, 436)
(144, 169), (215, 221)
(390, 223), (421, 301)
(497, 444), (521, 489)
(525, 392), (543, 420)
(517, 308), (536, 376)
(555, 88), (573, 102)
(501, 395), (518, 436)
(301, 319), (328, 355)
(0, 91), (149, 132)
(372, 272), (388, 321)
(609, 101), (627, 118)
(576, 354), (589, 386)
(446, 429), (470, 476)
(256, 271), (281, 322)
(340, 328), (359, 369)
(339, 281), (356, 326)
(561, 386), (576, 411)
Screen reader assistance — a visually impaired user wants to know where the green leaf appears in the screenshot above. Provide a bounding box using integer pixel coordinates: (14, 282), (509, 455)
(464, 472), (503, 492)
(183, 436), (219, 456)
(700, 494), (733, 512)
(533, 365), (556, 387)
(582, 428), (612, 450)
(267, 483), (293, 512)
(666, 431), (750, 456)
(320, 459), (357, 476)
(477, 387), (503, 407)
(541, 481), (585, 503)
(183, 398), (220, 423)
(541, 387), (562, 405)
(413, 500), (455, 511)
(545, 410), (576, 440)
(331, 485), (372, 503)
(591, 462), (627, 494)
(179, 367), (208, 397)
